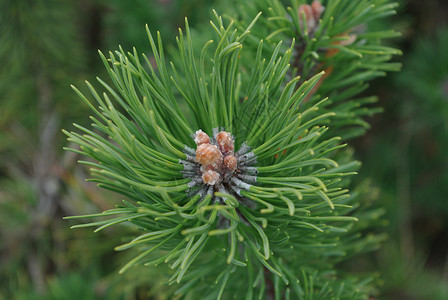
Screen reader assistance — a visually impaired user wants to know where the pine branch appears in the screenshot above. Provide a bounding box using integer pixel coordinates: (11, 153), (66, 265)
(224, 0), (402, 139)
(64, 3), (397, 298)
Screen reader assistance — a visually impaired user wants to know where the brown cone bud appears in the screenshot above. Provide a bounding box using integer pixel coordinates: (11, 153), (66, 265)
(196, 143), (222, 168)
(216, 131), (234, 155)
(298, 4), (315, 32)
(202, 169), (220, 185)
(223, 155), (237, 172)
(311, 1), (325, 20)
(194, 130), (210, 145)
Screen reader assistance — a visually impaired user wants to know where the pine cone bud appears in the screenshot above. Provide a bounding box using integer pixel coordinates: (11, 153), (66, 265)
(194, 129), (210, 145)
(298, 1), (325, 34)
(196, 143), (222, 168)
(311, 1), (325, 20)
(202, 169), (221, 185)
(223, 155), (237, 172)
(216, 131), (234, 154)
(298, 4), (316, 31)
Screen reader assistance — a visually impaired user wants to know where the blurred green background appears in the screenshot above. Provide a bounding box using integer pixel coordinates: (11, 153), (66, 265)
(0, 0), (447, 299)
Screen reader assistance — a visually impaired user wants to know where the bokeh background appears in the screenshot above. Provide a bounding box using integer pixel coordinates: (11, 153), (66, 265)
(0, 0), (447, 299)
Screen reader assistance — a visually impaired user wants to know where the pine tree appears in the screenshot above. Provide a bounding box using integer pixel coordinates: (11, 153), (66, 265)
(64, 1), (400, 298)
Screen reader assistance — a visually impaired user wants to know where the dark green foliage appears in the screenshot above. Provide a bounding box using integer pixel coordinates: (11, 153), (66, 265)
(352, 5), (448, 298)
(397, 27), (448, 133)
(100, 0), (220, 51)
(0, 0), (85, 160)
(13, 272), (120, 300)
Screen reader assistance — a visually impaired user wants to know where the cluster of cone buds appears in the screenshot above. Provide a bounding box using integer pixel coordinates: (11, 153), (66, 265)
(194, 130), (238, 186)
(298, 0), (325, 34)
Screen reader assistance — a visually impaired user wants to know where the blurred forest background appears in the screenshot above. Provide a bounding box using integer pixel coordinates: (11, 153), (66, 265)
(0, 0), (447, 299)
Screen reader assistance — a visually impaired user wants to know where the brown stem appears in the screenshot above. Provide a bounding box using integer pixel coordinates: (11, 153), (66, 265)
(26, 66), (61, 293)
(264, 267), (275, 300)
(32, 67), (60, 232)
